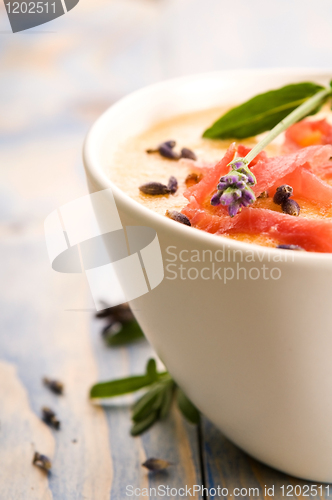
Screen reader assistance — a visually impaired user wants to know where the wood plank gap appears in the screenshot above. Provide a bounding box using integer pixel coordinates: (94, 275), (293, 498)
(198, 420), (208, 500)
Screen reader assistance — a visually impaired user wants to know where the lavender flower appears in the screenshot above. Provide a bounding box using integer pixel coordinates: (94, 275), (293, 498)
(210, 157), (257, 217)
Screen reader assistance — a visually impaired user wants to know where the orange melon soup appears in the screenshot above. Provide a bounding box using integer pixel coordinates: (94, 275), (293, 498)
(108, 106), (332, 253)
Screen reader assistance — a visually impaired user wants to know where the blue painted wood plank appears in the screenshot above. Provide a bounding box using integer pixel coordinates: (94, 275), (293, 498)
(90, 314), (204, 500)
(201, 418), (332, 500)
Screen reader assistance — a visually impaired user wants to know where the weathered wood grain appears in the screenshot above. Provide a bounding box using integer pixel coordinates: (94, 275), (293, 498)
(0, 233), (203, 499)
(2, 0), (332, 497)
(90, 317), (204, 500)
(0, 361), (54, 500)
(201, 418), (332, 500)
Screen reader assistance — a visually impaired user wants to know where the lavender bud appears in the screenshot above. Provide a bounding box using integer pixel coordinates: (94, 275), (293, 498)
(229, 159), (249, 170)
(211, 191), (222, 206)
(217, 181), (228, 191)
(242, 187), (256, 204)
(164, 140), (176, 149)
(43, 377), (64, 395)
(42, 407), (60, 430)
(246, 173), (256, 185)
(167, 176), (178, 194)
(235, 181), (246, 190)
(33, 452), (52, 472)
(236, 166), (256, 185)
(146, 140), (177, 155)
(159, 143), (180, 160)
(282, 198), (300, 216)
(142, 458), (172, 472)
(181, 148), (197, 161)
(228, 201), (242, 217)
(139, 182), (170, 195)
(221, 173), (241, 185)
(273, 185), (293, 205)
(166, 210), (191, 226)
(240, 198), (252, 208)
(220, 188), (241, 206)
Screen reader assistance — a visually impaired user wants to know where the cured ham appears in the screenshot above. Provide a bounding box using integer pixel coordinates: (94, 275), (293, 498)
(182, 144), (332, 252)
(283, 118), (332, 152)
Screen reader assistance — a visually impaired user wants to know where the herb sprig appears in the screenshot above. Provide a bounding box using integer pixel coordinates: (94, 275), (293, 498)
(90, 358), (200, 435)
(203, 82), (330, 139)
(96, 303), (145, 346)
(209, 81), (332, 216)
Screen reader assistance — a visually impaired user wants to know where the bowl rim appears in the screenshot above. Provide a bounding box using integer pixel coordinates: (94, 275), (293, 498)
(83, 67), (332, 262)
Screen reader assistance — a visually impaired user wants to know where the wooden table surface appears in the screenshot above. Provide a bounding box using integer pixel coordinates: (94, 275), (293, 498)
(1, 0), (332, 498)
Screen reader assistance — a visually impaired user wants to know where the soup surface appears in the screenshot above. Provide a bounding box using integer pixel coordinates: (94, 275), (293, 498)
(107, 106), (332, 250)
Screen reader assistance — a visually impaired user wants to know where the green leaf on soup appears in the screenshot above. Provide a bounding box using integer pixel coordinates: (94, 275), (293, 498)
(203, 82), (326, 139)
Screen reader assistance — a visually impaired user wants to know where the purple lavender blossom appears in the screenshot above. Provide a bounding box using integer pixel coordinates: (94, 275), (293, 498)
(220, 188), (241, 205)
(210, 156), (257, 217)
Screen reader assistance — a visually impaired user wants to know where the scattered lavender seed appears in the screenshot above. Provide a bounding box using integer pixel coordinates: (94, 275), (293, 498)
(42, 407), (60, 430)
(258, 191), (269, 198)
(146, 141), (197, 161)
(282, 198), (300, 216)
(146, 141), (177, 155)
(43, 377), (64, 395)
(163, 140), (176, 149)
(273, 185), (293, 205)
(139, 182), (170, 196)
(181, 148), (197, 161)
(142, 458), (172, 472)
(33, 452), (52, 472)
(158, 143), (180, 160)
(166, 210), (191, 226)
(277, 244), (305, 251)
(167, 176), (178, 194)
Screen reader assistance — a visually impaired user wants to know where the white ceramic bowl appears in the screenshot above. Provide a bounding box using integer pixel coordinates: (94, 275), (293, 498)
(83, 69), (332, 482)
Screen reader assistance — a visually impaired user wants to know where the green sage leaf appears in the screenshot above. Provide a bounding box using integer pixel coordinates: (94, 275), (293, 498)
(90, 374), (153, 399)
(106, 320), (145, 346)
(90, 358), (165, 399)
(176, 388), (200, 424)
(146, 358), (158, 382)
(159, 380), (174, 419)
(203, 82), (326, 139)
(131, 410), (159, 436)
(132, 383), (164, 422)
